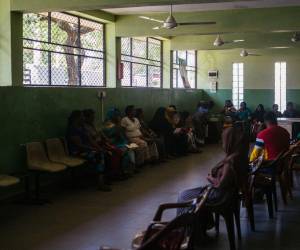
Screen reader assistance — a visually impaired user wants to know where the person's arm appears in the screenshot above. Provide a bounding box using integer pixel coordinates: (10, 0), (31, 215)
(250, 137), (265, 162)
(207, 163), (234, 189)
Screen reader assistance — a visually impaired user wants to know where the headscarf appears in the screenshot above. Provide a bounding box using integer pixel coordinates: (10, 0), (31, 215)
(105, 108), (121, 122)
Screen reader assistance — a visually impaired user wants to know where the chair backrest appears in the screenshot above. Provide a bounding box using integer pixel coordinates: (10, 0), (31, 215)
(140, 188), (211, 250)
(26, 142), (49, 167)
(61, 137), (70, 156)
(46, 138), (67, 161)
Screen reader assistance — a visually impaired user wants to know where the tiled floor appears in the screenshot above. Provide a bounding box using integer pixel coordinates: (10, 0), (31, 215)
(1, 144), (300, 250)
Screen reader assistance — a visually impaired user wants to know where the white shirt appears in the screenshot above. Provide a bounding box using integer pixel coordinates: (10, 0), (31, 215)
(121, 117), (142, 138)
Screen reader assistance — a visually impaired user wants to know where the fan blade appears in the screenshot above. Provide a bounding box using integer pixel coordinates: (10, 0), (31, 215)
(139, 16), (164, 23)
(152, 26), (162, 30)
(233, 39), (245, 43)
(178, 21), (216, 26)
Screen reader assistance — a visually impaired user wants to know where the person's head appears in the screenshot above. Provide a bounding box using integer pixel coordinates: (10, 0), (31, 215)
(264, 111), (277, 127)
(165, 106), (176, 118)
(222, 127), (243, 155)
(256, 104), (265, 112)
(287, 102), (294, 111)
(125, 105), (135, 118)
(225, 100), (233, 107)
(240, 102), (247, 110)
(83, 109), (95, 124)
(68, 110), (84, 127)
(169, 105), (177, 111)
(135, 108), (144, 120)
(106, 108), (121, 124)
(272, 104), (279, 112)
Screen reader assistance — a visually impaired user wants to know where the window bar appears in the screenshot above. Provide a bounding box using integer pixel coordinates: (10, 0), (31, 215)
(48, 12), (52, 86)
(78, 17), (82, 86)
(130, 38), (133, 87)
(146, 38), (149, 87)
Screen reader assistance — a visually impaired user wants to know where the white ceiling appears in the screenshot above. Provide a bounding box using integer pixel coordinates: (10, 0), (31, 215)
(103, 0), (300, 15)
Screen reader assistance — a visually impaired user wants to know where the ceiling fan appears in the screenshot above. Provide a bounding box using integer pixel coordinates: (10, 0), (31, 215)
(139, 5), (216, 30)
(291, 32), (300, 42)
(240, 49), (261, 57)
(213, 34), (244, 47)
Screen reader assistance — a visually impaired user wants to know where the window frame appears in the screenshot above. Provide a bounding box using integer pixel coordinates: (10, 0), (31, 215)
(172, 50), (197, 89)
(22, 12), (106, 87)
(274, 61), (287, 112)
(120, 37), (163, 88)
(232, 62), (244, 109)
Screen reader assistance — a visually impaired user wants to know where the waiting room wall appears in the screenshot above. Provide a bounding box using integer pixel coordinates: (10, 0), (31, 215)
(197, 49), (300, 111)
(0, 87), (202, 174)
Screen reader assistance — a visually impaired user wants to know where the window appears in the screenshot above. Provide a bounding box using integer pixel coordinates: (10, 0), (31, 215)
(275, 62), (287, 112)
(172, 51), (197, 89)
(121, 37), (162, 88)
(23, 12), (105, 86)
(232, 63), (244, 108)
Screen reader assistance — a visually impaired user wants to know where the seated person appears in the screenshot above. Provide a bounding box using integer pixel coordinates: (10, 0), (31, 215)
(178, 111), (201, 153)
(252, 104), (265, 123)
(66, 110), (111, 191)
(83, 109), (128, 179)
(272, 104), (282, 118)
(283, 102), (299, 118)
(221, 100), (237, 117)
(250, 111), (290, 163)
(121, 105), (153, 165)
(177, 126), (249, 243)
(102, 108), (135, 173)
(135, 108), (165, 161)
(193, 102), (209, 145)
(237, 101), (252, 121)
(150, 107), (188, 157)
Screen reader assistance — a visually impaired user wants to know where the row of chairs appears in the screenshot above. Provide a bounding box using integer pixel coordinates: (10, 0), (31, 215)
(26, 138), (87, 202)
(0, 138), (86, 204)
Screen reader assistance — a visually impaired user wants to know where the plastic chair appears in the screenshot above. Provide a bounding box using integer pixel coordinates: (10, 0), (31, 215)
(26, 142), (67, 203)
(100, 188), (212, 250)
(0, 175), (20, 187)
(45, 138), (86, 167)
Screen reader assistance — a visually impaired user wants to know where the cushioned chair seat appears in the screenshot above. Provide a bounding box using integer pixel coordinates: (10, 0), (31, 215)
(51, 157), (86, 167)
(46, 138), (85, 168)
(0, 175), (20, 187)
(28, 161), (67, 172)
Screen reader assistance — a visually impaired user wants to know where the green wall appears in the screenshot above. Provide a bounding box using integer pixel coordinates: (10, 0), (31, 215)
(0, 87), (202, 174)
(197, 49), (300, 111)
(0, 0), (12, 86)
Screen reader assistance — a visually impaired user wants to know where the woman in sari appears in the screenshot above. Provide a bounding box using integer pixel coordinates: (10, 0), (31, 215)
(177, 126), (249, 238)
(66, 110), (111, 191)
(102, 108), (135, 174)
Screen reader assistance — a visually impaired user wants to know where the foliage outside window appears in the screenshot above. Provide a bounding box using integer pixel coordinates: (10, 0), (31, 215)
(23, 12), (105, 86)
(172, 51), (197, 89)
(232, 63), (244, 108)
(121, 37), (162, 88)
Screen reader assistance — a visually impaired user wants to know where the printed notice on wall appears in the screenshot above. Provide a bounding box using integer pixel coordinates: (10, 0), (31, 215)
(210, 81), (217, 93)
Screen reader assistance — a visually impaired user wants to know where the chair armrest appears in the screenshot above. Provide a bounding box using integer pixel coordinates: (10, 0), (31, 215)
(153, 201), (194, 221)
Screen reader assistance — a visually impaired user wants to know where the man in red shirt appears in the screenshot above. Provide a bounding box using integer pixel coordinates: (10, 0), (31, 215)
(250, 111), (290, 162)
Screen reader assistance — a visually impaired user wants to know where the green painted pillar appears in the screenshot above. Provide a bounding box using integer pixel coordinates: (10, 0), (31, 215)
(11, 11), (23, 86)
(0, 0), (12, 86)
